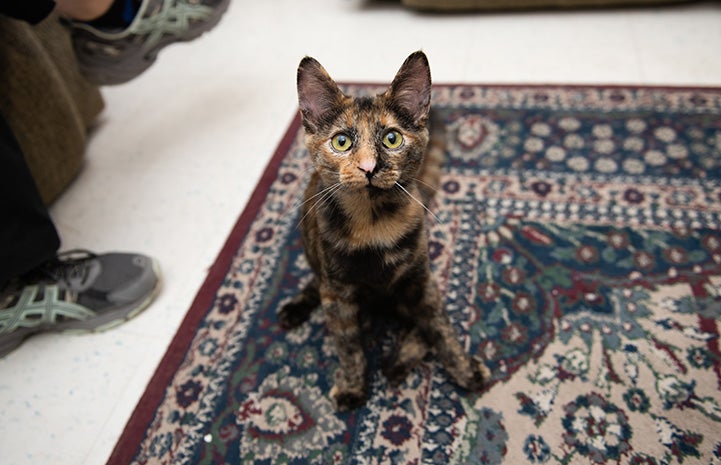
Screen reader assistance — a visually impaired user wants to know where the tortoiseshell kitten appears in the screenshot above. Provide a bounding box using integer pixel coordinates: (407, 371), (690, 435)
(279, 51), (489, 411)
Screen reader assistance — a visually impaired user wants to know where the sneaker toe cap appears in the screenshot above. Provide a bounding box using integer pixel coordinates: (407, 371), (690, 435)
(98, 253), (161, 306)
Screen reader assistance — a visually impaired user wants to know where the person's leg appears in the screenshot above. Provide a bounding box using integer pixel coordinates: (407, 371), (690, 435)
(0, 111), (161, 357)
(54, 0), (115, 21)
(0, 111), (60, 286)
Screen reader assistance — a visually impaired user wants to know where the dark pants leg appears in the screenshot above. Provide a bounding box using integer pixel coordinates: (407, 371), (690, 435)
(0, 111), (60, 285)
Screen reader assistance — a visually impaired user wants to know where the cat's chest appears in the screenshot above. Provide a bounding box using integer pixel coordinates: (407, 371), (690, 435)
(322, 227), (422, 288)
(331, 193), (422, 250)
(346, 215), (412, 250)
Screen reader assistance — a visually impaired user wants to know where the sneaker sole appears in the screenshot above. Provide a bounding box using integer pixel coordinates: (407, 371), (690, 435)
(0, 258), (162, 358)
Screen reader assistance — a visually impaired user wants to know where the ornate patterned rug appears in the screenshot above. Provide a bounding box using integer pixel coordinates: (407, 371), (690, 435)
(108, 85), (721, 465)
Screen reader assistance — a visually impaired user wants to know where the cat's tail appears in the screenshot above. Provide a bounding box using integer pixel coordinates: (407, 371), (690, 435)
(418, 109), (445, 205)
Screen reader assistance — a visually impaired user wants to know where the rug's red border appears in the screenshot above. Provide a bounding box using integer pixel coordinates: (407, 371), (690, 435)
(105, 112), (302, 465)
(106, 83), (721, 465)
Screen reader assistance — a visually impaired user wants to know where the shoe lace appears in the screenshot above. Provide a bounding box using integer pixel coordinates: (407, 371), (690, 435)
(131, 0), (214, 49)
(39, 249), (98, 289)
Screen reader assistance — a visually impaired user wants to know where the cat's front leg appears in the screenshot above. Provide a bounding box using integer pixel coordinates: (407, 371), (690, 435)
(278, 277), (320, 329)
(425, 311), (490, 391)
(382, 326), (429, 387)
(322, 284), (368, 411)
(411, 278), (490, 392)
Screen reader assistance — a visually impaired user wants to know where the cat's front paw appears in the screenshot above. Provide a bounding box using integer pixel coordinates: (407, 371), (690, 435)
(278, 300), (313, 330)
(383, 363), (413, 388)
(455, 356), (490, 392)
(329, 384), (367, 411)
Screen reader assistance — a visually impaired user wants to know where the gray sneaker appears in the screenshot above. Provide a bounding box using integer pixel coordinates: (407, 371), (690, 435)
(0, 250), (161, 358)
(70, 0), (231, 85)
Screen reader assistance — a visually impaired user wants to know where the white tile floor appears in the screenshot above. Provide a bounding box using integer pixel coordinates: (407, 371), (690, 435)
(1, 1), (720, 464)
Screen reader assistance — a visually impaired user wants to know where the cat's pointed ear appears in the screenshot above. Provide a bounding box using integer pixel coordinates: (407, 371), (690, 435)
(388, 51), (432, 126)
(297, 57), (344, 133)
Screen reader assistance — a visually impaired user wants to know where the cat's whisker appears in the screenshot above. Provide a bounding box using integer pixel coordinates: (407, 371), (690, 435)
(296, 182), (343, 228)
(289, 168), (340, 209)
(394, 182), (442, 224)
(299, 183), (340, 215)
(293, 181), (341, 212)
(309, 183), (343, 217)
(411, 177), (439, 194)
(298, 164), (318, 177)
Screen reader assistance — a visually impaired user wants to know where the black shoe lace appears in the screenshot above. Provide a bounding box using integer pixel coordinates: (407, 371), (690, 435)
(39, 249), (98, 288)
(1, 250), (98, 310)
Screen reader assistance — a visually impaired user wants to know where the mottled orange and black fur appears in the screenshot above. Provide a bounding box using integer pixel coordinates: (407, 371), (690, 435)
(279, 51), (489, 411)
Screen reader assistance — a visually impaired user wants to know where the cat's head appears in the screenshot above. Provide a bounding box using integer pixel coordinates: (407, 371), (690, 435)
(297, 51), (431, 192)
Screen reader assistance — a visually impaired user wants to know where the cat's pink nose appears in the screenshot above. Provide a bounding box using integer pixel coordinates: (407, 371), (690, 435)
(358, 158), (376, 175)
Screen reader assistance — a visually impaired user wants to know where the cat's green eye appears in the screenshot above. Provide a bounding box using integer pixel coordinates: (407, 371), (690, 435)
(331, 133), (353, 152)
(382, 130), (403, 149)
